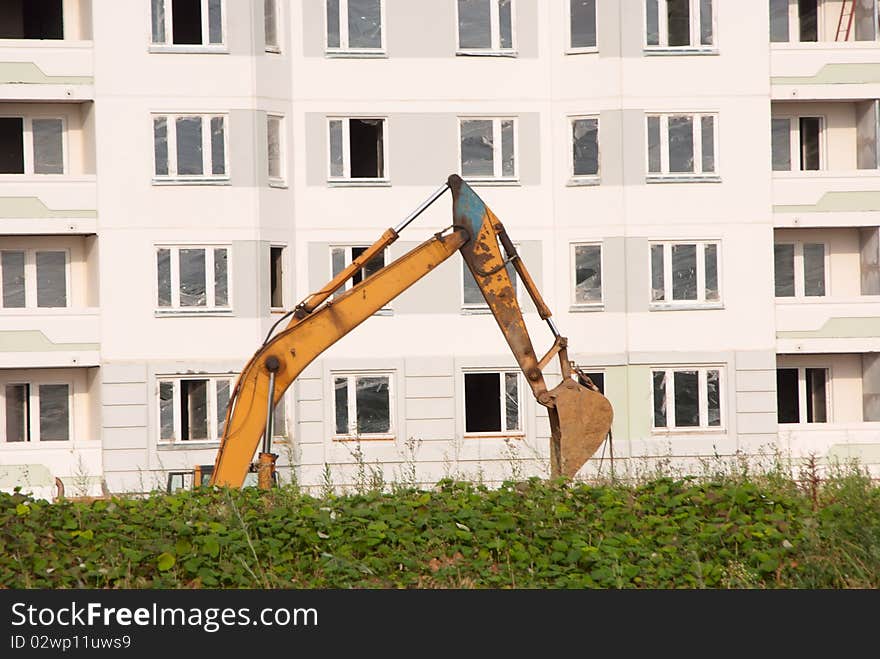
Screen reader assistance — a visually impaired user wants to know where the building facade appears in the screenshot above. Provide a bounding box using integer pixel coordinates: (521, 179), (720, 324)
(1, 0), (879, 497)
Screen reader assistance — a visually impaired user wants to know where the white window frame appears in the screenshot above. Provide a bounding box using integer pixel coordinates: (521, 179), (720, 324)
(156, 375), (235, 445)
(649, 240), (722, 309)
(651, 366), (724, 432)
(150, 0), (227, 51)
(455, 0), (517, 55)
(570, 242), (604, 309)
(644, 0), (717, 52)
(771, 115), (826, 172)
(645, 112), (719, 181)
(0, 376), (73, 445)
(567, 0), (599, 53)
(326, 116), (390, 184)
(329, 244), (392, 313)
(458, 116), (519, 182)
(264, 0), (281, 53)
(776, 365), (832, 425)
(0, 247), (70, 310)
(331, 371), (395, 441)
(152, 113), (229, 183)
(0, 115), (67, 176)
(568, 114), (600, 184)
(267, 113), (285, 185)
(155, 244), (232, 314)
(773, 240), (829, 298)
(324, 0), (386, 55)
(462, 369), (524, 437)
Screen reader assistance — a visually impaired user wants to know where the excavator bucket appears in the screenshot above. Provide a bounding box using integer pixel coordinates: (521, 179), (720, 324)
(546, 378), (614, 479)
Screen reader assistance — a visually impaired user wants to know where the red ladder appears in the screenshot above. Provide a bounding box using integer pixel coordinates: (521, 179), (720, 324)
(836, 0), (855, 41)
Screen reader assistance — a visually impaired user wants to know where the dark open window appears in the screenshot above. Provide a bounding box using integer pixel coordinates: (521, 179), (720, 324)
(798, 0), (818, 42)
(270, 246), (283, 308)
(577, 371), (604, 395)
(777, 368), (799, 423)
(464, 372), (520, 434)
(799, 117), (821, 170)
(172, 0), (203, 44)
(0, 118), (24, 174)
(0, 0), (63, 40)
(349, 119), (384, 178)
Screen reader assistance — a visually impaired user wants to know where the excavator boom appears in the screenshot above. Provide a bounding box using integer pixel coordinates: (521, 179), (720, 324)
(209, 175), (612, 488)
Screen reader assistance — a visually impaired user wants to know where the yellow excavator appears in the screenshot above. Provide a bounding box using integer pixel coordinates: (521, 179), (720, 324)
(208, 175), (613, 489)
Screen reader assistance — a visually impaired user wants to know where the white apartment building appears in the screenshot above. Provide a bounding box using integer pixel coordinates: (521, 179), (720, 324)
(1, 0), (879, 497)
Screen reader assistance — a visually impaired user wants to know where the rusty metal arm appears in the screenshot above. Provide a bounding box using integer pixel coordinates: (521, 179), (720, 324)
(209, 225), (470, 488)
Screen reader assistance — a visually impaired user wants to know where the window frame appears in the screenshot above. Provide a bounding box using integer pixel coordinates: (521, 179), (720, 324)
(330, 371), (395, 441)
(773, 240), (830, 299)
(568, 114), (600, 184)
(149, 0), (228, 52)
(154, 244), (232, 314)
(267, 113), (286, 185)
(566, 0), (599, 54)
(0, 247), (70, 310)
(645, 112), (719, 181)
(152, 113), (229, 184)
(648, 240), (722, 309)
(462, 369), (525, 437)
(0, 115), (67, 176)
(776, 365), (832, 425)
(458, 116), (519, 183)
(771, 115), (826, 173)
(651, 365), (725, 432)
(329, 244), (392, 313)
(326, 116), (390, 185)
(455, 0), (518, 56)
(644, 0), (717, 53)
(570, 242), (604, 309)
(156, 374), (235, 445)
(264, 0), (281, 53)
(0, 377), (73, 445)
(324, 0), (386, 56)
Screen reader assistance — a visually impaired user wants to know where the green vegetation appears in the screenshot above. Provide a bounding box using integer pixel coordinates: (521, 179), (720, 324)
(2, 467), (878, 589)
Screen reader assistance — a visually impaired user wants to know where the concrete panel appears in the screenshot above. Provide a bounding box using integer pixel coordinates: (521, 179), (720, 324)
(620, 0), (644, 58)
(597, 0), (621, 58)
(102, 382), (148, 406)
(405, 356), (454, 377)
(603, 236), (626, 313)
(736, 391), (778, 414)
(404, 375), (455, 398)
(621, 109), (646, 186)
(296, 378), (324, 401)
(102, 449), (149, 472)
(103, 427), (148, 450)
(305, 113), (326, 186)
(736, 412), (779, 435)
(227, 0), (259, 56)
(518, 112), (541, 186)
(228, 110), (258, 188)
(302, 0), (325, 57)
(736, 351), (777, 371)
(388, 115), (458, 185)
(308, 242), (330, 291)
(387, 0), (455, 58)
(516, 0), (538, 58)
(405, 397), (455, 420)
(299, 399), (324, 423)
(389, 241), (461, 314)
(736, 369), (776, 393)
(233, 240), (263, 318)
(625, 237), (649, 313)
(101, 363), (147, 384)
(403, 418), (456, 441)
(297, 420), (327, 445)
(599, 110), (623, 187)
(102, 405), (148, 429)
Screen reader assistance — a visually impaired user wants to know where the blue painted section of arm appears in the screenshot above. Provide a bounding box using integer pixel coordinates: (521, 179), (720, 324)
(454, 179), (489, 235)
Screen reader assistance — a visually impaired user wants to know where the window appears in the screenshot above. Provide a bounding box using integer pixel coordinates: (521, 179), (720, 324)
(772, 0), (879, 43)
(463, 371), (522, 434)
(156, 245), (230, 311)
(332, 373), (393, 439)
(570, 116), (599, 181)
(777, 367), (829, 424)
(577, 370), (605, 395)
(1, 249), (67, 309)
(571, 243), (602, 306)
(650, 241), (720, 307)
(264, 0), (280, 52)
(771, 116), (822, 172)
(646, 113), (717, 179)
(327, 117), (387, 181)
(325, 0), (383, 53)
(457, 0), (515, 54)
(330, 245), (390, 311)
(462, 249), (520, 310)
(267, 114), (284, 183)
(270, 246), (284, 310)
(569, 0), (597, 51)
(774, 241), (826, 297)
(652, 366), (722, 430)
(0, 0), (63, 39)
(459, 117), (517, 181)
(153, 114), (228, 181)
(151, 0), (224, 48)
(158, 375), (234, 443)
(2, 382), (70, 443)
(0, 117), (64, 175)
(645, 0), (714, 50)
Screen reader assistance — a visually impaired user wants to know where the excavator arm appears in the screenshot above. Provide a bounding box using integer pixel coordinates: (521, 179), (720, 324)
(209, 175), (612, 488)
